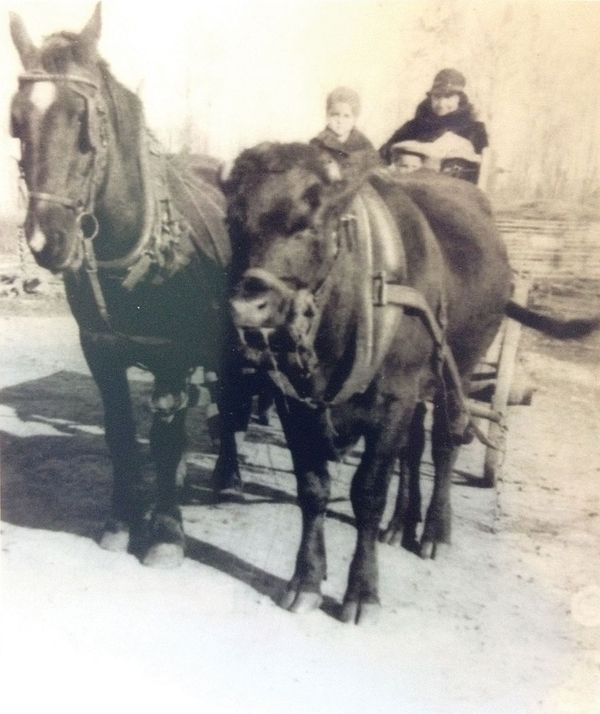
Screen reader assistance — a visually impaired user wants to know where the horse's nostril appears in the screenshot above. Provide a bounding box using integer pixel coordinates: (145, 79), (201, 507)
(257, 300), (268, 311)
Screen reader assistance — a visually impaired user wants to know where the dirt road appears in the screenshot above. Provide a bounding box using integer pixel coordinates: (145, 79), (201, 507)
(1, 297), (599, 713)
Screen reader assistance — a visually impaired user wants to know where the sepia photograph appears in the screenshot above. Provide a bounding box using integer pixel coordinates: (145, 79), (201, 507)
(1, 1), (599, 712)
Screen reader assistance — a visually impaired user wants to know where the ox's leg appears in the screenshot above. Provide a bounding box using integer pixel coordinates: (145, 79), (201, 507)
(211, 364), (251, 495)
(380, 401), (426, 551)
(343, 403), (415, 625)
(143, 372), (189, 568)
(82, 345), (144, 552)
(278, 401), (330, 613)
(420, 388), (461, 559)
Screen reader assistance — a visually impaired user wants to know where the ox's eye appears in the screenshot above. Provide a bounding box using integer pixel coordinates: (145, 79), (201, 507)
(302, 183), (322, 211)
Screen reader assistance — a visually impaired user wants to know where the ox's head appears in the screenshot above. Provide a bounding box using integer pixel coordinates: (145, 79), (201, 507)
(9, 5), (105, 272)
(222, 142), (359, 392)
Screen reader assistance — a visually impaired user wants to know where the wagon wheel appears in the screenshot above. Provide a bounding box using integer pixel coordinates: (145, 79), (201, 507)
(481, 278), (531, 487)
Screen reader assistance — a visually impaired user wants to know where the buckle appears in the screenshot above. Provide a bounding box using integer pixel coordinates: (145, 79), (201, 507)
(373, 271), (387, 306)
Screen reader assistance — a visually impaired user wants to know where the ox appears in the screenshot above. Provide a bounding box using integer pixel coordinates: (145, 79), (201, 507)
(222, 143), (597, 623)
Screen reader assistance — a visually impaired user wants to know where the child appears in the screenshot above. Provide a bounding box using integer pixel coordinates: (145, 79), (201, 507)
(310, 86), (380, 180)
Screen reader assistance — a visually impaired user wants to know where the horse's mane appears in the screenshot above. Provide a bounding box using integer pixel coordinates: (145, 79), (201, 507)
(39, 32), (144, 143)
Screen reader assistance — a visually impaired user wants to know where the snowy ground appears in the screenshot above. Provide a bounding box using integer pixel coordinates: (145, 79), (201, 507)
(1, 305), (599, 714)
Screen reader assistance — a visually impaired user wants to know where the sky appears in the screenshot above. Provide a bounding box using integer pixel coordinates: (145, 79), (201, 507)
(2, 0), (600, 215)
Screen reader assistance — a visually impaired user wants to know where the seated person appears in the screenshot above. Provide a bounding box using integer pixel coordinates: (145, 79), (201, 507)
(310, 86), (380, 181)
(379, 68), (488, 185)
(389, 140), (439, 174)
(389, 132), (482, 178)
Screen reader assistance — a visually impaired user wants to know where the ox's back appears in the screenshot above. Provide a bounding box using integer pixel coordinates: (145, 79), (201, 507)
(370, 170), (512, 370)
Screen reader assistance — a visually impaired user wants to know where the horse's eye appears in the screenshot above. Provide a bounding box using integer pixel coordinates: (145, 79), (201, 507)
(10, 114), (22, 139)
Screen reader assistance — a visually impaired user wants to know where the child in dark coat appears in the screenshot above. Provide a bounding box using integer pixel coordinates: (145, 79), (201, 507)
(310, 86), (380, 180)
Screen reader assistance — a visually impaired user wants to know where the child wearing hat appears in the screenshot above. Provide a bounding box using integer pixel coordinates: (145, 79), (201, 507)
(310, 86), (380, 180)
(379, 69), (488, 184)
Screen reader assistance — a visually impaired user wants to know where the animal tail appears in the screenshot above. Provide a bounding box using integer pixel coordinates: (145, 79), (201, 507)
(505, 300), (600, 339)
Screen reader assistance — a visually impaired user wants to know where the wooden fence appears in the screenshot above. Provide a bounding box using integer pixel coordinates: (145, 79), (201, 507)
(2, 218), (600, 296)
(497, 218), (600, 280)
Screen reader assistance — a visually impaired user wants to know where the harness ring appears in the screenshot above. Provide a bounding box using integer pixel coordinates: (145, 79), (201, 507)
(78, 212), (99, 240)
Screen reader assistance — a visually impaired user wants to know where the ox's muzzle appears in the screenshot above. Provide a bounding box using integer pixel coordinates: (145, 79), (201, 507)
(230, 268), (294, 330)
(230, 268), (318, 372)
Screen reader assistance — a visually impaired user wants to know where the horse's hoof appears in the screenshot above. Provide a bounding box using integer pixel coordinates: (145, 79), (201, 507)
(214, 486), (246, 503)
(257, 412), (270, 426)
(211, 463), (244, 496)
(99, 520), (130, 552)
(280, 588), (322, 613)
(143, 542), (185, 569)
(341, 598), (381, 625)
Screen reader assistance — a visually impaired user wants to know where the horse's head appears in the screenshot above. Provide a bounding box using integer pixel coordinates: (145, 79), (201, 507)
(9, 4), (106, 272)
(223, 142), (360, 386)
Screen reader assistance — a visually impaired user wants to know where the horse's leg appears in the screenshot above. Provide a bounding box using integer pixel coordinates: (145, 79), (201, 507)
(380, 401), (426, 550)
(420, 387), (461, 559)
(82, 343), (143, 552)
(256, 380), (274, 426)
(143, 372), (189, 568)
(278, 400), (330, 613)
(342, 400), (415, 625)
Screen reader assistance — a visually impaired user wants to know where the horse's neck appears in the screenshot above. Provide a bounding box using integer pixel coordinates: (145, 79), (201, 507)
(94, 74), (150, 257)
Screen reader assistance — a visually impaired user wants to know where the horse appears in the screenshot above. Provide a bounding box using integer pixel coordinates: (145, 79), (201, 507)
(8, 4), (242, 567)
(221, 141), (599, 623)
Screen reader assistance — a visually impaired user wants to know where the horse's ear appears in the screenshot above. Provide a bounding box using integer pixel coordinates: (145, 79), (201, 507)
(9, 12), (39, 69)
(79, 2), (102, 48)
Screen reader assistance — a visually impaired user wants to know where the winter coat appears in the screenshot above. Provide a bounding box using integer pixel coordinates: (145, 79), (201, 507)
(379, 98), (488, 176)
(310, 127), (381, 179)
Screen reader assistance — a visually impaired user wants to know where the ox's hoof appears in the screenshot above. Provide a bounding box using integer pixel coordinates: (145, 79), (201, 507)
(379, 524), (403, 547)
(143, 542), (185, 569)
(380, 523), (420, 553)
(341, 597), (381, 626)
(99, 519), (130, 552)
(142, 513), (185, 568)
(280, 587), (323, 613)
(420, 539), (451, 560)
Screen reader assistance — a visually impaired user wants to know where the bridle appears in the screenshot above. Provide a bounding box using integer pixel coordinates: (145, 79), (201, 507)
(16, 70), (108, 270)
(235, 211), (356, 403)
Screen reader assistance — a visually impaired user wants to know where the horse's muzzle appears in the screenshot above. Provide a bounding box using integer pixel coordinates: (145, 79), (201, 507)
(25, 204), (82, 272)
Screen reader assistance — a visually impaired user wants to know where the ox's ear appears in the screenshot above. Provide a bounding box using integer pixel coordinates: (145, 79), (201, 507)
(9, 12), (39, 69)
(218, 160), (234, 193)
(79, 2), (102, 49)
